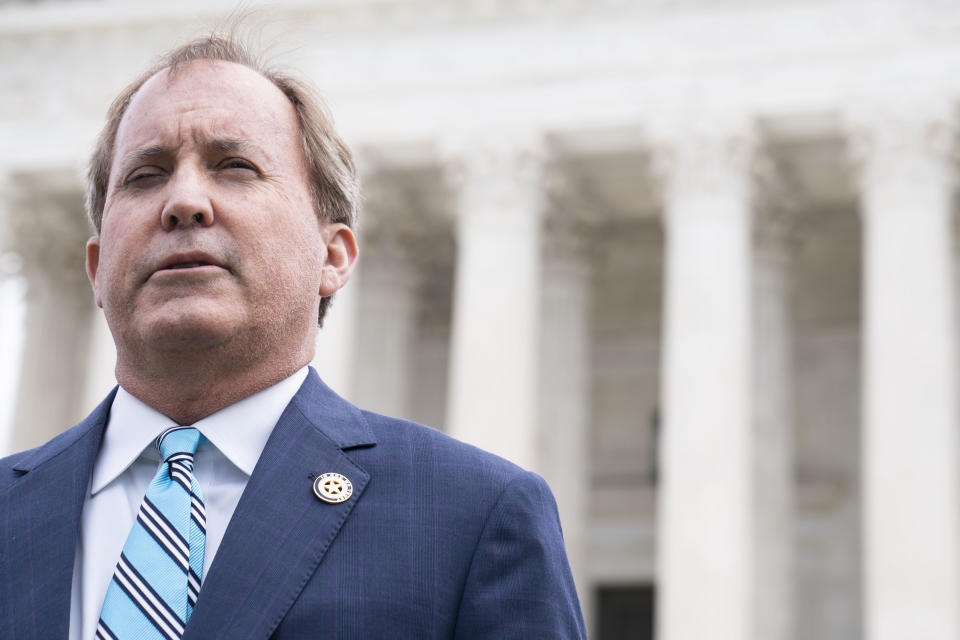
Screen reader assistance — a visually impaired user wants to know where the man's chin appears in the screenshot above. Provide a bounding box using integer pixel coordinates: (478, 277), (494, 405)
(135, 311), (241, 352)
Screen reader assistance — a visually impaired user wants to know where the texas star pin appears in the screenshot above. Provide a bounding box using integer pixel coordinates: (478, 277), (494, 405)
(313, 472), (353, 504)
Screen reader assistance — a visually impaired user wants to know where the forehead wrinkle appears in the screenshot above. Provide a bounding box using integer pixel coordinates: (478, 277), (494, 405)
(178, 109), (284, 159)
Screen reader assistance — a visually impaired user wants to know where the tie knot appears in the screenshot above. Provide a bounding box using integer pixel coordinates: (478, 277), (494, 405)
(156, 426), (202, 461)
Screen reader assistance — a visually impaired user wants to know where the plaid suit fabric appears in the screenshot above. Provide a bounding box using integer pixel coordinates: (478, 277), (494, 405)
(1, 371), (586, 639)
(1, 391), (114, 640)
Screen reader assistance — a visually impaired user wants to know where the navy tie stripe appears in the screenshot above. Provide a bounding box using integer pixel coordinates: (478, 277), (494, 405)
(96, 620), (120, 640)
(97, 426), (206, 640)
(187, 569), (201, 607)
(190, 496), (206, 528)
(112, 553), (186, 639)
(141, 497), (190, 554)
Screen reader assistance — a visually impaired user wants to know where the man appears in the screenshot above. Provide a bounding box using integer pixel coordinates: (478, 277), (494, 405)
(0, 34), (586, 639)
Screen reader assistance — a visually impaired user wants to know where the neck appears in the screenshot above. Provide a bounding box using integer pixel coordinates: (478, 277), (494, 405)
(114, 342), (312, 425)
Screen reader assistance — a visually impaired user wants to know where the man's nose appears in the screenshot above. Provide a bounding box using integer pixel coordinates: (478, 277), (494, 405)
(160, 168), (215, 231)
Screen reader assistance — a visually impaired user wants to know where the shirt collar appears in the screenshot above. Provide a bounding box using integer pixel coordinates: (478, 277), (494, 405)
(90, 366), (309, 495)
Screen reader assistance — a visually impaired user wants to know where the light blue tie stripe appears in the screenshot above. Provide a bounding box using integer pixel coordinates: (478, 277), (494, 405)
(97, 427), (206, 640)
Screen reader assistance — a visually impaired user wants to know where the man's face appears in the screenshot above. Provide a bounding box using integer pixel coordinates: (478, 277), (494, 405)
(87, 60), (339, 359)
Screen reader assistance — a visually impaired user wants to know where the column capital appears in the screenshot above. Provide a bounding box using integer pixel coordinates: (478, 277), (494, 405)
(7, 171), (90, 288)
(649, 117), (757, 202)
(441, 131), (545, 180)
(845, 99), (957, 191)
(441, 132), (547, 222)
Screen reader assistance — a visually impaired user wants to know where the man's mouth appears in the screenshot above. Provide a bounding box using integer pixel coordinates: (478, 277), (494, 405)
(150, 252), (227, 281)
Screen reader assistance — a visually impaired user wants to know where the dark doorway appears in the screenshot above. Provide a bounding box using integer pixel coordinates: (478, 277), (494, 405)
(597, 584), (655, 640)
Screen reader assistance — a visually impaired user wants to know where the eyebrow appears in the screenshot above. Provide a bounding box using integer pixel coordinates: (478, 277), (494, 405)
(122, 138), (260, 164)
(206, 138), (258, 156)
(120, 144), (171, 170)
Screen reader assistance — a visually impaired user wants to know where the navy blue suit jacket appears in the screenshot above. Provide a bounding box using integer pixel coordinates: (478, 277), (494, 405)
(0, 369), (585, 638)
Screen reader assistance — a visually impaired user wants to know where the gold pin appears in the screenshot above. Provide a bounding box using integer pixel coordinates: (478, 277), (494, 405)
(313, 472), (353, 504)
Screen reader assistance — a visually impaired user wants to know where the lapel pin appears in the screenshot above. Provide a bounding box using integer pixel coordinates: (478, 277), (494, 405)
(313, 472), (353, 504)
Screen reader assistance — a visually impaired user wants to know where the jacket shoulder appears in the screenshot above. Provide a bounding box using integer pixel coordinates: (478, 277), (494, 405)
(354, 410), (542, 518)
(355, 412), (585, 638)
(0, 389), (114, 495)
(0, 448), (31, 493)
(360, 410), (529, 476)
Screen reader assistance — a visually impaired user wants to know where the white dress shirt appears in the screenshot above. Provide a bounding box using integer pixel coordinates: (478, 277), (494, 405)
(68, 367), (309, 640)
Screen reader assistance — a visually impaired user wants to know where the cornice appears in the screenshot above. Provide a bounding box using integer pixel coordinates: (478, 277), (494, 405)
(0, 0), (637, 36)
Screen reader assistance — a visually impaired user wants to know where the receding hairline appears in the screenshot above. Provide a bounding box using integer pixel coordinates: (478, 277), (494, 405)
(114, 59), (303, 148)
(107, 58), (310, 187)
(122, 57), (300, 129)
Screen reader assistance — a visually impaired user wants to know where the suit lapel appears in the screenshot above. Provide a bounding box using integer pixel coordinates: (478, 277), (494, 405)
(184, 371), (375, 640)
(2, 393), (111, 639)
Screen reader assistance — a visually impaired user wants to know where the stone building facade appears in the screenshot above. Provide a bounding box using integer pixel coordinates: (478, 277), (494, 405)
(1, 1), (959, 639)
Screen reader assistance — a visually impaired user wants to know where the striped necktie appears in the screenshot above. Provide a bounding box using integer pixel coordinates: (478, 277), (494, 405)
(97, 426), (207, 640)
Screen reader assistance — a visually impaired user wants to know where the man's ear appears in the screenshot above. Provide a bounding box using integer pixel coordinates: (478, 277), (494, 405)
(318, 224), (359, 297)
(85, 235), (104, 308)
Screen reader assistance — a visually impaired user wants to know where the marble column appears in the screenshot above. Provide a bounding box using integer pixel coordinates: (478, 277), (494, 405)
(856, 110), (960, 640)
(538, 212), (592, 625)
(752, 206), (795, 640)
(656, 129), (754, 640)
(445, 140), (544, 470)
(8, 174), (96, 452)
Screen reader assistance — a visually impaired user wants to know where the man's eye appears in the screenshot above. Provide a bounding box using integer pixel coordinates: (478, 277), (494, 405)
(220, 158), (257, 171)
(126, 169), (164, 184)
